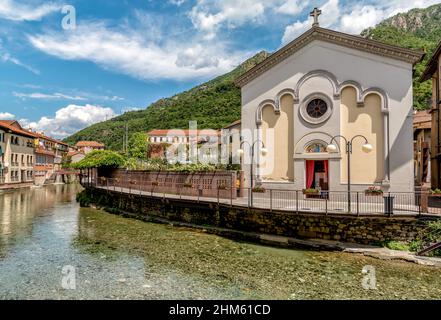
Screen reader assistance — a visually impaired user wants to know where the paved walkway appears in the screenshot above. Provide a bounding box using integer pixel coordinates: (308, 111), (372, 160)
(95, 185), (435, 217)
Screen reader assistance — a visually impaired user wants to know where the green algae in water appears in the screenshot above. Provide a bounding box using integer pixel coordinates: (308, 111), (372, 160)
(74, 208), (441, 300)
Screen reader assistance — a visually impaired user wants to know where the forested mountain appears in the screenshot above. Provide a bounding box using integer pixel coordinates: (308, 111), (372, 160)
(64, 51), (269, 150)
(362, 3), (441, 109)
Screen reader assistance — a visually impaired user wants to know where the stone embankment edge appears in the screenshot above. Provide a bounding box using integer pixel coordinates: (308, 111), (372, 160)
(93, 205), (441, 267)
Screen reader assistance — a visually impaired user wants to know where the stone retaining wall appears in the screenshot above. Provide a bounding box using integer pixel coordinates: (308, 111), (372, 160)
(84, 188), (436, 245)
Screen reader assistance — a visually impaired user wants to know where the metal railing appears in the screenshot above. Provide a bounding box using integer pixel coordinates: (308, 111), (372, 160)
(81, 176), (441, 217)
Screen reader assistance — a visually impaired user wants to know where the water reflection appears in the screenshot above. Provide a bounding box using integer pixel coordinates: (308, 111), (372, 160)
(0, 185), (79, 257)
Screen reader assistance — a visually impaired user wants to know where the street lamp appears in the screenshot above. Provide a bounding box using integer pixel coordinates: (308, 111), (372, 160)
(237, 140), (267, 190)
(327, 135), (373, 213)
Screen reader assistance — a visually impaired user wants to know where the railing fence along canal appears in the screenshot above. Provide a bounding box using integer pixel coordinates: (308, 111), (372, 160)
(80, 173), (441, 217)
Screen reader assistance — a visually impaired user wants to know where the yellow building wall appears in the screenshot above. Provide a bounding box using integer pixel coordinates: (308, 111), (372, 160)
(340, 87), (385, 184)
(261, 94), (294, 181)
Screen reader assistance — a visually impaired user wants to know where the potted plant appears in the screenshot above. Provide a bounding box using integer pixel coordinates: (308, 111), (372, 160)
(428, 189), (441, 209)
(430, 189), (441, 196)
(252, 186), (266, 193)
(303, 188), (320, 195)
(217, 184), (228, 190)
(365, 186), (383, 196)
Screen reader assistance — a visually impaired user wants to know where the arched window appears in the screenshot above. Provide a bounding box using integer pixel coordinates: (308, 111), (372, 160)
(305, 142), (327, 153)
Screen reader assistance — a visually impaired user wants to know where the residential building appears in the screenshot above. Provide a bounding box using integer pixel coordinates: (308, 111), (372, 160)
(68, 150), (86, 164)
(421, 39), (441, 189)
(32, 133), (71, 185)
(236, 10), (423, 192)
(147, 129), (220, 161)
(75, 141), (105, 154)
(0, 120), (36, 188)
(414, 110), (431, 186)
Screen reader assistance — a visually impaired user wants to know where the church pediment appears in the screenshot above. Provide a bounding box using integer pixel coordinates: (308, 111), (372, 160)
(235, 27), (425, 88)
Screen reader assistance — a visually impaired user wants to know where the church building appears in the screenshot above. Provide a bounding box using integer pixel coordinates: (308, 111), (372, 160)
(236, 8), (424, 193)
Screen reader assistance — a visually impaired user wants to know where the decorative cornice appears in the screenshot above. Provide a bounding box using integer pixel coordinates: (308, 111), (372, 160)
(235, 27), (425, 88)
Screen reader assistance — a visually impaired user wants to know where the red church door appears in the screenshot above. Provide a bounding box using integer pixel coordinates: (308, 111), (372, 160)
(305, 160), (329, 191)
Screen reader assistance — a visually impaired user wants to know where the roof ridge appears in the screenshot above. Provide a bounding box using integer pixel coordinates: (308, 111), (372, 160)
(235, 27), (425, 87)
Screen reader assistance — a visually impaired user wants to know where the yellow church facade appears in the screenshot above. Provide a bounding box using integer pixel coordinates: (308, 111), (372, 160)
(236, 22), (423, 193)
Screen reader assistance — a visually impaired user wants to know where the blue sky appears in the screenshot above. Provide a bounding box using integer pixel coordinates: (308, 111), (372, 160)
(0, 0), (439, 138)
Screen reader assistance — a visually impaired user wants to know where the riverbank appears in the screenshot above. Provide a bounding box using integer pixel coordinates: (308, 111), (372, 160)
(99, 205), (441, 267)
(80, 187), (440, 247)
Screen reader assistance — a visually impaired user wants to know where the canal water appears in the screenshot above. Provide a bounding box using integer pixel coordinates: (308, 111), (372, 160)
(0, 184), (440, 300)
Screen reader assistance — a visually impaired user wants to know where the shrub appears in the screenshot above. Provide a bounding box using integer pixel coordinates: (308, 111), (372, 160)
(303, 188), (320, 194)
(72, 150), (126, 169)
(383, 241), (410, 251)
(76, 190), (92, 207)
(252, 186), (266, 193)
(365, 186), (383, 195)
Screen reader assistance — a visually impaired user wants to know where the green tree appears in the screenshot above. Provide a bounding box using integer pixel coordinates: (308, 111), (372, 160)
(72, 150), (126, 169)
(128, 132), (149, 159)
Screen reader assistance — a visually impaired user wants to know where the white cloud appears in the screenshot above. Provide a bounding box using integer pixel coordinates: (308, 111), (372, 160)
(340, 5), (387, 34)
(28, 22), (247, 81)
(189, 0), (269, 39)
(0, 0), (60, 21)
(276, 0), (310, 16)
(0, 52), (40, 74)
(0, 112), (15, 119)
(21, 104), (116, 139)
(13, 91), (87, 101)
(282, 20), (310, 44)
(121, 106), (142, 113)
(188, 0), (312, 40)
(282, 0), (340, 44)
(169, 0), (186, 6)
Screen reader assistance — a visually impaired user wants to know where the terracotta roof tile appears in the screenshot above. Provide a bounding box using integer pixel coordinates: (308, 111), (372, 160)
(0, 120), (38, 138)
(75, 141), (105, 148)
(147, 129), (220, 137)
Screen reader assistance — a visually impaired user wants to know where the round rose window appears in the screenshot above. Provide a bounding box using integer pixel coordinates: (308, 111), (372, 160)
(306, 99), (328, 119)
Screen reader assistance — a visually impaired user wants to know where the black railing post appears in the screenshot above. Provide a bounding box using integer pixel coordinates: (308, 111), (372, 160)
(251, 188), (254, 208)
(384, 192), (395, 216)
(230, 184), (233, 208)
(418, 193), (422, 216)
(356, 192), (360, 217)
(296, 190), (299, 214)
(270, 189), (273, 212)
